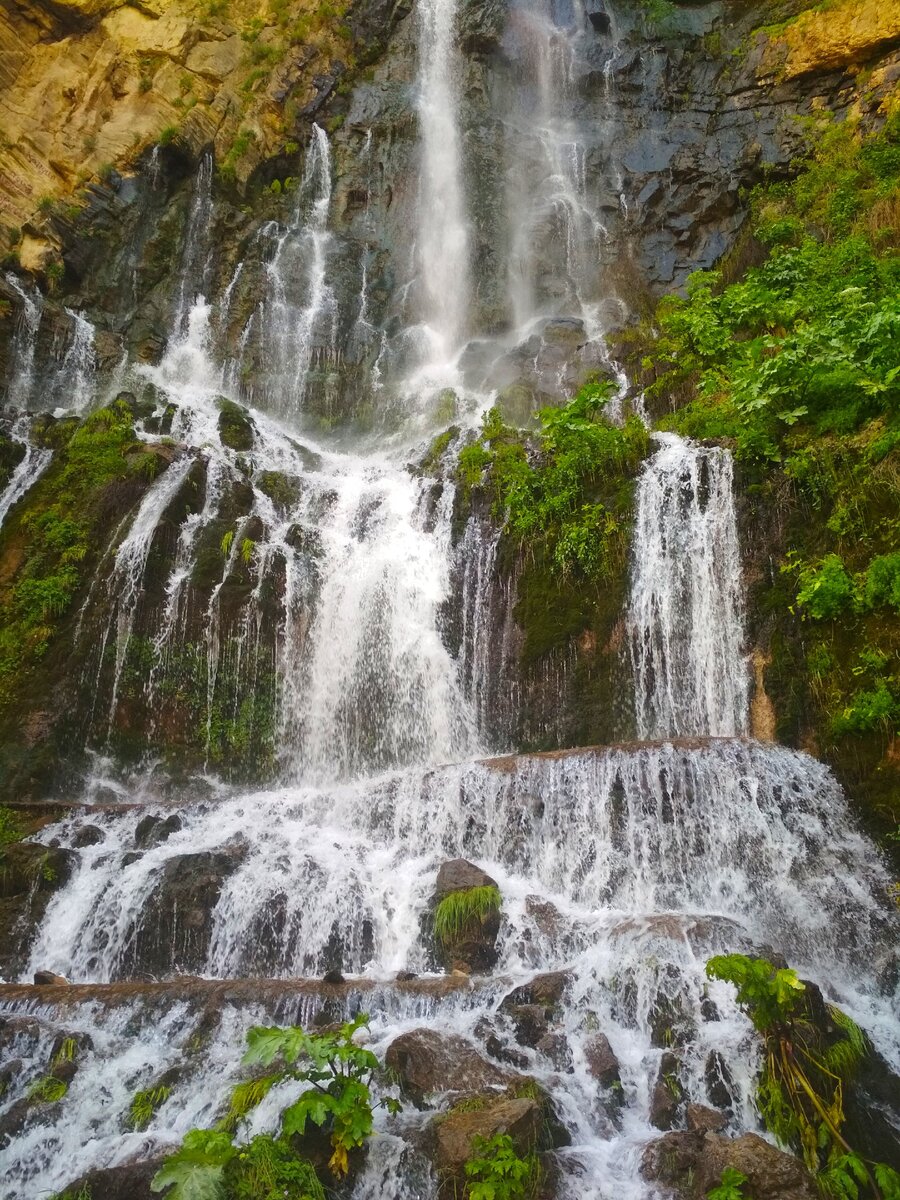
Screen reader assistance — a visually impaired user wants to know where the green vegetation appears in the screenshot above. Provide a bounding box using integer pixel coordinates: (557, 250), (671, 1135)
(0, 805), (22, 847)
(28, 1075), (68, 1103)
(707, 1168), (749, 1200)
(152, 1015), (400, 1199)
(459, 380), (649, 583)
(706, 955), (900, 1200)
(464, 1133), (541, 1200)
(0, 399), (164, 717)
(433, 886), (501, 946)
(623, 111), (900, 836)
(128, 1084), (172, 1131)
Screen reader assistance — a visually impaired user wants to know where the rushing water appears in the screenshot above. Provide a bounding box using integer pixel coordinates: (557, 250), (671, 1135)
(0, 415), (52, 532)
(0, 1), (898, 1197)
(629, 433), (750, 739)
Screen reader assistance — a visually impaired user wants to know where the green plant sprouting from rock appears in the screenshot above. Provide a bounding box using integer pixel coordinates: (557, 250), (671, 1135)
(433, 886), (501, 946)
(458, 379), (649, 583)
(152, 1014), (400, 1199)
(128, 1084), (172, 1131)
(463, 1133), (542, 1200)
(707, 1167), (750, 1200)
(706, 954), (900, 1200)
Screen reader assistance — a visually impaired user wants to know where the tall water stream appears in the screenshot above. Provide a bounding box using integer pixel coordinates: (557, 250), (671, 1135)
(0, 1), (897, 1197)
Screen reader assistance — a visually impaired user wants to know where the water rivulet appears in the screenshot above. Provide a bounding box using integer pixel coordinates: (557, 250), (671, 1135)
(0, 0), (898, 1197)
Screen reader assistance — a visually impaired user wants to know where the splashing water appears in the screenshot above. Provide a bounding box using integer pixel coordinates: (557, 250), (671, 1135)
(3, 273), (43, 408)
(628, 433), (750, 739)
(0, 415), (52, 532)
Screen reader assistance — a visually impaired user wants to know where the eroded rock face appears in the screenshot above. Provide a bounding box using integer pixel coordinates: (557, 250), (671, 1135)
(121, 841), (246, 977)
(385, 1027), (515, 1106)
(642, 1131), (817, 1200)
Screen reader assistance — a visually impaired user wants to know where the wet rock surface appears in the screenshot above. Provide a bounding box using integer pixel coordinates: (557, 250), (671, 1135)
(386, 1027), (515, 1105)
(643, 1130), (818, 1200)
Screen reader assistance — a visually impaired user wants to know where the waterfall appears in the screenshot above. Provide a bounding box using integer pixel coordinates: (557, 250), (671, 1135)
(50, 308), (97, 411)
(412, 0), (471, 370)
(172, 151), (214, 338)
(2, 6), (899, 1198)
(3, 272), (43, 408)
(628, 433), (750, 739)
(285, 462), (476, 782)
(0, 416), (52, 532)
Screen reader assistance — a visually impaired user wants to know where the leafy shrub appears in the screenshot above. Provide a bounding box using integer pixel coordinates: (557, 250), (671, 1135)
(0, 805), (22, 847)
(458, 380), (648, 581)
(464, 1133), (541, 1200)
(152, 1014), (400, 1200)
(433, 886), (501, 946)
(863, 553), (900, 613)
(794, 555), (857, 620)
(706, 955), (900, 1200)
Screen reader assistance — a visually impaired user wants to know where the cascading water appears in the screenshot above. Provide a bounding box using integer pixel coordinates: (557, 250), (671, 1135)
(628, 433), (750, 739)
(411, 0), (471, 374)
(1, 2), (898, 1197)
(3, 272), (42, 408)
(0, 415), (52, 532)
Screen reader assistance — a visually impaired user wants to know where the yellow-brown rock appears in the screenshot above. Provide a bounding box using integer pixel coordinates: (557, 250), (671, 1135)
(762, 0), (900, 80)
(0, 0), (351, 252)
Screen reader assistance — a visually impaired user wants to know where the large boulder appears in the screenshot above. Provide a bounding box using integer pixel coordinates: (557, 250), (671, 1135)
(431, 1095), (543, 1173)
(434, 859), (498, 897)
(499, 972), (573, 1049)
(385, 1028), (514, 1106)
(642, 1131), (817, 1200)
(123, 841), (246, 976)
(432, 859), (501, 974)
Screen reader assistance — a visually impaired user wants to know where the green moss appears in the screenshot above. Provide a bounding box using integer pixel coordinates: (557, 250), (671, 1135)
(218, 398), (255, 451)
(0, 399), (164, 716)
(433, 886), (501, 945)
(256, 470), (300, 509)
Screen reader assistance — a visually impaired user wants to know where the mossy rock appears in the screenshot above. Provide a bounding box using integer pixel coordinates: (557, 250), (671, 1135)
(257, 470), (301, 510)
(217, 398), (255, 452)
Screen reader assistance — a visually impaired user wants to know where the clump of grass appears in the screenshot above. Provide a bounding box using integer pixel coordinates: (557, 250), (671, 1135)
(128, 1083), (172, 1130)
(433, 886), (501, 945)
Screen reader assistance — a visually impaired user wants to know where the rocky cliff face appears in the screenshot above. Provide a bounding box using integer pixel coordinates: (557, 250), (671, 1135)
(1, 0), (899, 800)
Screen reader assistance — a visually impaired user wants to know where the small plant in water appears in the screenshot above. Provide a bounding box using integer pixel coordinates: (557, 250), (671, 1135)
(128, 1083), (172, 1131)
(433, 885), (501, 945)
(464, 1133), (541, 1200)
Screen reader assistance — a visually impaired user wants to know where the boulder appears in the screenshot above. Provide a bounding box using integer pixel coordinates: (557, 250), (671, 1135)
(686, 1104), (727, 1134)
(385, 1028), (514, 1106)
(52, 1159), (164, 1200)
(124, 842), (246, 976)
(431, 1095), (543, 1174)
(134, 813), (182, 849)
(643, 1130), (817, 1200)
(650, 1052), (681, 1131)
(584, 1032), (621, 1089)
(433, 860), (501, 974)
(434, 859), (498, 898)
(501, 972), (572, 1009)
(33, 970), (68, 986)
